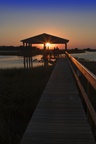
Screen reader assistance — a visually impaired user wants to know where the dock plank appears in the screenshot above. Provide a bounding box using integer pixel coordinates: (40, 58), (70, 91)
(20, 58), (96, 144)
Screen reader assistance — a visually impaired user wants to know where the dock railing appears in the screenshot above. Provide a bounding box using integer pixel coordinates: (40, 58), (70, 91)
(66, 52), (96, 138)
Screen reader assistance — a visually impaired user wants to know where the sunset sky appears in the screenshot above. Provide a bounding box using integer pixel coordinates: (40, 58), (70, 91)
(0, 0), (96, 49)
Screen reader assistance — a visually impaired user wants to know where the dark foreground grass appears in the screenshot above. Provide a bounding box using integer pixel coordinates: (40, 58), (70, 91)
(0, 66), (54, 144)
(79, 60), (96, 111)
(79, 60), (96, 76)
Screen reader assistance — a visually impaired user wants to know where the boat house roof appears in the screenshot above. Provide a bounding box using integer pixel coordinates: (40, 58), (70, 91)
(21, 33), (69, 44)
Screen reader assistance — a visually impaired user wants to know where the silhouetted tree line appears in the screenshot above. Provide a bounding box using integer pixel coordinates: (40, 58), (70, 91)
(0, 46), (40, 51)
(0, 46), (41, 56)
(0, 46), (96, 56)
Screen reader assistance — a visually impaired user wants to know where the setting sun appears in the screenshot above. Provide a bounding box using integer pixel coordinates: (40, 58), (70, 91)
(46, 42), (50, 47)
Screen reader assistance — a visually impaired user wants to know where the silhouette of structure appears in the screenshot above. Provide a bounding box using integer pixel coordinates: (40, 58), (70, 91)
(21, 33), (69, 68)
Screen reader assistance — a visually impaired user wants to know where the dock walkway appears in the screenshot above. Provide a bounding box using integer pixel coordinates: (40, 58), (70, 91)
(20, 58), (96, 144)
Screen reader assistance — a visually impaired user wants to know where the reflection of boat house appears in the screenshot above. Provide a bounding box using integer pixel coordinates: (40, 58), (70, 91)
(21, 33), (69, 68)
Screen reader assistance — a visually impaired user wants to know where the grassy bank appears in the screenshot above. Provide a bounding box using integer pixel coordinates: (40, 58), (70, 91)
(79, 60), (96, 76)
(78, 60), (96, 111)
(0, 66), (54, 144)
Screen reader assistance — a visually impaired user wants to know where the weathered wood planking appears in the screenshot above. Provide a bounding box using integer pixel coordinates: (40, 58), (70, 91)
(20, 58), (96, 144)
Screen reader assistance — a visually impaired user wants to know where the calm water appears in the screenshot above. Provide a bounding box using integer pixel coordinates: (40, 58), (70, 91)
(71, 51), (96, 61)
(0, 52), (96, 69)
(0, 55), (43, 69)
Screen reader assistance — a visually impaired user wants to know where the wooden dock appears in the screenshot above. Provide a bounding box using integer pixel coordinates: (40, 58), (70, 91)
(20, 58), (96, 144)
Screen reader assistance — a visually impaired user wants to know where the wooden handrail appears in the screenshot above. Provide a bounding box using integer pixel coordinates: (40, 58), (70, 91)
(66, 52), (96, 90)
(67, 57), (96, 127)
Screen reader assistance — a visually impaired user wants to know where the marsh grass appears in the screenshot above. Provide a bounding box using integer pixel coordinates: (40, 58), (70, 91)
(79, 60), (96, 111)
(79, 61), (96, 76)
(0, 66), (53, 144)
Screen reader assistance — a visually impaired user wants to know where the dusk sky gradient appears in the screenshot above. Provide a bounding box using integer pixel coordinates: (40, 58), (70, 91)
(0, 0), (96, 49)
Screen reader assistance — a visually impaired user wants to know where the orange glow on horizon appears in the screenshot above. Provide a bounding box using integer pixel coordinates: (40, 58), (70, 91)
(33, 44), (65, 49)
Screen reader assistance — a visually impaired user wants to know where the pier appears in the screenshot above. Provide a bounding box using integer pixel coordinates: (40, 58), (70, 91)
(20, 54), (96, 144)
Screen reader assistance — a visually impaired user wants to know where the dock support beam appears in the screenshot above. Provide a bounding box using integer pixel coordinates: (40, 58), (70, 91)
(65, 43), (67, 51)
